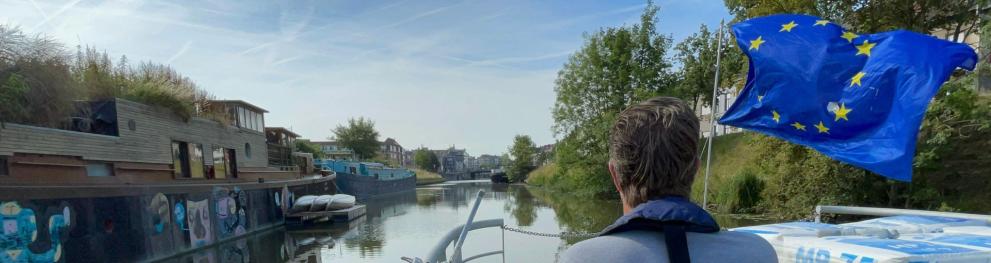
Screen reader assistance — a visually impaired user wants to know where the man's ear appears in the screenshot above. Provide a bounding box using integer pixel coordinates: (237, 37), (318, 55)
(608, 160), (623, 199)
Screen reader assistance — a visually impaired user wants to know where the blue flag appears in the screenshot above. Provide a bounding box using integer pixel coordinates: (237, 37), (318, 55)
(719, 14), (978, 181)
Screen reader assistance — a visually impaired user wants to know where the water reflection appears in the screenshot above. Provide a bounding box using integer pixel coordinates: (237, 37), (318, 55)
(166, 181), (775, 262)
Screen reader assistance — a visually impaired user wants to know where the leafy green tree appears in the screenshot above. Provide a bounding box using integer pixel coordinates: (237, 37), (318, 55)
(507, 135), (537, 182)
(332, 117), (381, 160)
(294, 139), (326, 159)
(413, 148), (440, 172)
(551, 2), (675, 194)
(673, 24), (745, 110)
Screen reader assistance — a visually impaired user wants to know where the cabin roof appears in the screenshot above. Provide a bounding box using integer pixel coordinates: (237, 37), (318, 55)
(210, 100), (269, 113)
(265, 127), (300, 138)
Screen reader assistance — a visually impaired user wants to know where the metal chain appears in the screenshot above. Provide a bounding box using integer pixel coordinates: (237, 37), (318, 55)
(500, 225), (601, 239)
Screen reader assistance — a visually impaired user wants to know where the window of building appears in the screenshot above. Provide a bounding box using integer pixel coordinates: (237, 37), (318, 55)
(226, 148), (238, 178)
(245, 143), (252, 159)
(86, 162), (114, 177)
(172, 141), (191, 178)
(0, 156), (8, 176)
(189, 143), (205, 178)
(213, 147), (228, 179)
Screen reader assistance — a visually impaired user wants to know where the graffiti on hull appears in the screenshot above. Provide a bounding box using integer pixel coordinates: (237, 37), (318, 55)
(148, 193), (171, 235)
(214, 187), (248, 239)
(187, 199), (213, 248)
(1, 202), (71, 263)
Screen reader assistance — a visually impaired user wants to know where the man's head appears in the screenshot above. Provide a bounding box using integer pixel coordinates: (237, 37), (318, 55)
(608, 96), (700, 209)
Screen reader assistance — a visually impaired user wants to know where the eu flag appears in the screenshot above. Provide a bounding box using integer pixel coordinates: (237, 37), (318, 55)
(719, 14), (978, 182)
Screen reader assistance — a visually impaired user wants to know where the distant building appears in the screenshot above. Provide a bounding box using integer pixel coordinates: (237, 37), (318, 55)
(433, 147), (468, 174)
(535, 144), (555, 166)
(477, 154), (502, 169)
(313, 141), (357, 160)
(379, 138), (405, 167)
(696, 87), (742, 138)
(465, 156), (480, 171)
(402, 150), (415, 167)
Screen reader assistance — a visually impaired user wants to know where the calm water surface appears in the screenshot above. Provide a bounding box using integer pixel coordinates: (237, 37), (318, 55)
(189, 181), (775, 262)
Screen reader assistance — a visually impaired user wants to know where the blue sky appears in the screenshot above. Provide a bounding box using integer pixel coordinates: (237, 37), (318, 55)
(1, 0), (730, 155)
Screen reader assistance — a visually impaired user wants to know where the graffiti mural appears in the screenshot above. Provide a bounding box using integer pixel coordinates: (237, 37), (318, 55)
(174, 199), (187, 231)
(148, 193), (171, 234)
(0, 201), (70, 263)
(213, 187), (247, 239)
(186, 199), (213, 247)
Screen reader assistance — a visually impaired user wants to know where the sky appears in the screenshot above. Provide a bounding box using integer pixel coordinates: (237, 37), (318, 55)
(1, 0), (730, 156)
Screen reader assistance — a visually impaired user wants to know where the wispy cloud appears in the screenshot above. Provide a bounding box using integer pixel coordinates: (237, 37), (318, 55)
(166, 40), (192, 64)
(29, 0), (82, 32)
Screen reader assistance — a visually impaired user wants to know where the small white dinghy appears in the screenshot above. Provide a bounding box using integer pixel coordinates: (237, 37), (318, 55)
(290, 195), (317, 213)
(310, 195), (334, 212)
(327, 194), (356, 210)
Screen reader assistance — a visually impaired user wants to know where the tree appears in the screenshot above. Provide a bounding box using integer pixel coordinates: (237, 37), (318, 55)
(673, 24), (745, 110)
(507, 135), (537, 182)
(551, 2), (675, 194)
(332, 117), (380, 160)
(294, 139), (325, 159)
(413, 148), (440, 172)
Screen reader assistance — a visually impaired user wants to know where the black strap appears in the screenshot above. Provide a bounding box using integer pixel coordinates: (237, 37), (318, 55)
(662, 224), (690, 263)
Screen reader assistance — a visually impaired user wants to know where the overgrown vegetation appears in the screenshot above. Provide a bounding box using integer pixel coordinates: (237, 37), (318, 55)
(0, 25), (213, 127)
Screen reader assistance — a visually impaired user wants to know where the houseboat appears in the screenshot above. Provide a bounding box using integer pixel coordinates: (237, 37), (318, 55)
(315, 159), (416, 199)
(0, 98), (335, 262)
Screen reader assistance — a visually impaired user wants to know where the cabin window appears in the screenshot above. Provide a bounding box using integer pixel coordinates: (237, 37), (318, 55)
(226, 148), (238, 178)
(189, 143), (205, 179)
(172, 141), (191, 178)
(245, 143), (252, 159)
(86, 162), (114, 177)
(212, 147), (236, 179)
(0, 156), (8, 176)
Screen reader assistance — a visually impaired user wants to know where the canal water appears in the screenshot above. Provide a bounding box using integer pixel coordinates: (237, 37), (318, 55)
(197, 181), (775, 262)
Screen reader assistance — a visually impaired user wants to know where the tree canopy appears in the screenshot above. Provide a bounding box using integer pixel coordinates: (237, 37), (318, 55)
(507, 135), (537, 182)
(294, 139), (326, 159)
(332, 117), (381, 160)
(413, 148), (440, 172)
(551, 2), (676, 195)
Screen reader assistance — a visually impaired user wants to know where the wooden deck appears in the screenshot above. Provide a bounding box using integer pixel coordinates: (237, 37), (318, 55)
(286, 204), (367, 225)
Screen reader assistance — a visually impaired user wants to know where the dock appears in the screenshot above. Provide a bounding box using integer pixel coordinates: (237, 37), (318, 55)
(286, 204), (367, 225)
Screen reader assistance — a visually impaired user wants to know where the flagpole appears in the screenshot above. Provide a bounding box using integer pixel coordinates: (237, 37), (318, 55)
(702, 20), (724, 210)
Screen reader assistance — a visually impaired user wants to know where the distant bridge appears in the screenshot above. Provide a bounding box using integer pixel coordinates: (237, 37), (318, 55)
(442, 168), (505, 181)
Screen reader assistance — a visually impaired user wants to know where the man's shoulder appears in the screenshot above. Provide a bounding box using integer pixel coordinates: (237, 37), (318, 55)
(560, 230), (777, 263)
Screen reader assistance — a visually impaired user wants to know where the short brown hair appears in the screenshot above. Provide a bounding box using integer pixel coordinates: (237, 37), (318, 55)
(609, 96), (700, 207)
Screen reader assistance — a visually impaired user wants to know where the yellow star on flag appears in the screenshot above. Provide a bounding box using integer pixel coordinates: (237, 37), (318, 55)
(850, 72), (866, 87)
(791, 122), (806, 131)
(772, 110), (780, 123)
(749, 36), (765, 51)
(833, 103), (852, 121)
(814, 20), (829, 26)
(856, 40), (876, 56)
(841, 32), (859, 43)
(780, 21), (798, 32)
(815, 121), (830, 134)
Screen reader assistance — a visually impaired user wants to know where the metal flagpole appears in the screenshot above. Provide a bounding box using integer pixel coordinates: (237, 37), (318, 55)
(702, 19), (725, 210)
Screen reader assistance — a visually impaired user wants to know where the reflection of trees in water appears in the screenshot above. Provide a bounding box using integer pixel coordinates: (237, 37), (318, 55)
(344, 223), (385, 258)
(526, 186), (623, 244)
(504, 185), (542, 226)
(364, 191), (417, 219)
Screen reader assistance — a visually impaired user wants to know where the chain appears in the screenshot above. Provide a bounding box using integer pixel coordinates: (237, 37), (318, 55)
(500, 225), (602, 239)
